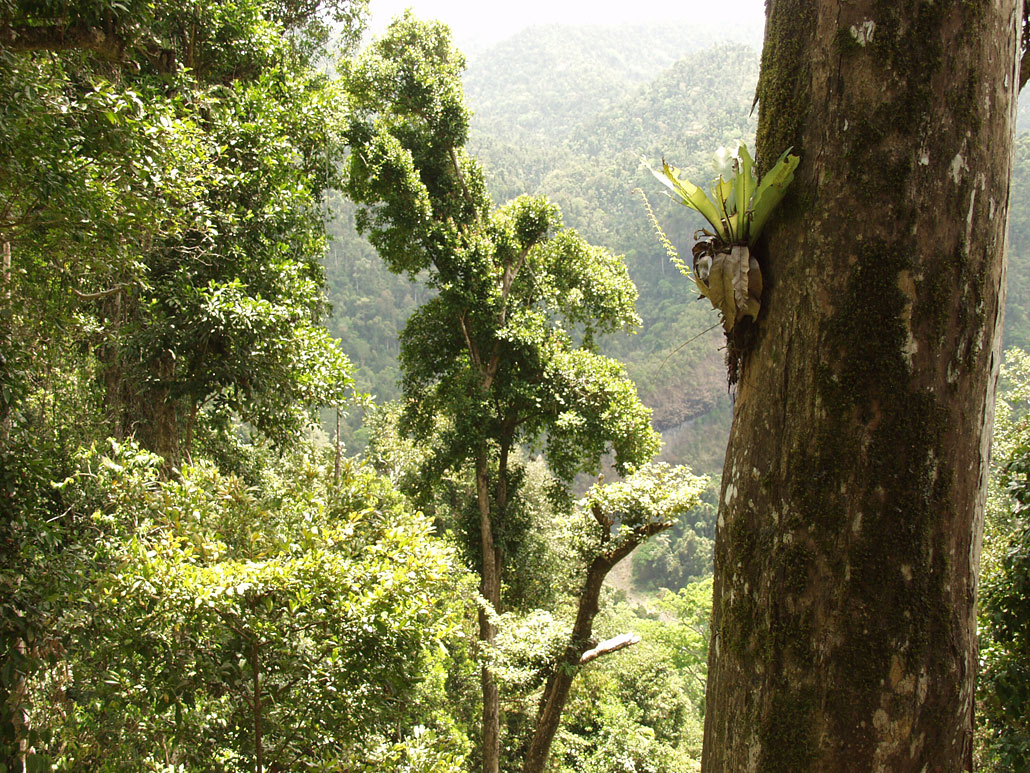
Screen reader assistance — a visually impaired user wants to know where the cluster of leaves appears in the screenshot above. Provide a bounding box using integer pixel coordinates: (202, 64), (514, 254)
(577, 463), (709, 559)
(648, 144), (798, 249)
(1, 0), (364, 469)
(366, 403), (583, 614)
(17, 438), (470, 771)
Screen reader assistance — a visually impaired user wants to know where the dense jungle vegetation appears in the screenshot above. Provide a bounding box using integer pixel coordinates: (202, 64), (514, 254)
(1, 2), (1028, 770)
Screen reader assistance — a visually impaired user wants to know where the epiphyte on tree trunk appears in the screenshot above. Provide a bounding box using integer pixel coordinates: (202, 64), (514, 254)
(644, 143), (799, 332)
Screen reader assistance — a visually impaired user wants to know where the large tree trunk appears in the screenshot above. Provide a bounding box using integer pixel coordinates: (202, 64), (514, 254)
(131, 351), (180, 473)
(702, 1), (1019, 770)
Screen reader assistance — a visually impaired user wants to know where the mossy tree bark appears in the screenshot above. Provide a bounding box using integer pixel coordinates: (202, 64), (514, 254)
(702, 1), (1020, 770)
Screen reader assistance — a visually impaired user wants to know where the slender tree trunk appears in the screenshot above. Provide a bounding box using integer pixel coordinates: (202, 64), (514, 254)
(476, 446), (501, 773)
(334, 406), (341, 486)
(522, 520), (668, 773)
(98, 289), (126, 440)
(702, 2), (1018, 770)
(252, 639), (262, 773)
(1, 239), (10, 447)
(184, 402), (198, 463)
(522, 559), (611, 773)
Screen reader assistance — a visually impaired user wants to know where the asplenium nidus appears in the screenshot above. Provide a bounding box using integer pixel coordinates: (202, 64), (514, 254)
(643, 143), (799, 333)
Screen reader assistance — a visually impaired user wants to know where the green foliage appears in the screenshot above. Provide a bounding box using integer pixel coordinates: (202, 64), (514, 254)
(1, 0), (364, 466)
(644, 144), (797, 334)
(978, 348), (1030, 770)
(18, 438), (468, 771)
(0, 6), (483, 769)
(342, 10), (660, 511)
(323, 37), (763, 458)
(547, 581), (713, 773)
(649, 144), (798, 247)
(578, 463), (709, 558)
(633, 479), (718, 590)
(1004, 133), (1030, 353)
(367, 403), (583, 614)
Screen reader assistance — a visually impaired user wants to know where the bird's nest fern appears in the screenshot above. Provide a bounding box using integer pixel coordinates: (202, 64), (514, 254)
(639, 143), (799, 383)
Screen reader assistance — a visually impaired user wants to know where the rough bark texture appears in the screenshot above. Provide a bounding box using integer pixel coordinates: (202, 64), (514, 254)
(0, 24), (125, 60)
(702, 1), (1019, 771)
(131, 352), (180, 473)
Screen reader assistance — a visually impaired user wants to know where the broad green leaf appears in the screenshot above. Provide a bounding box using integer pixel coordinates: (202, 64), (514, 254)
(648, 160), (729, 240)
(749, 148), (800, 244)
(735, 144), (756, 242)
(713, 176), (734, 210)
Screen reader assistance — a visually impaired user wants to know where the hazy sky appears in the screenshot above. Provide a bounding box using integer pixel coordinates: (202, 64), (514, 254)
(367, 0), (767, 49)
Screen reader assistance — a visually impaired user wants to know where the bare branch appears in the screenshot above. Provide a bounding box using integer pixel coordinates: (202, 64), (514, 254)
(579, 633), (641, 665)
(71, 283), (128, 301)
(591, 503), (612, 540)
(459, 313), (482, 371)
(501, 244), (532, 301)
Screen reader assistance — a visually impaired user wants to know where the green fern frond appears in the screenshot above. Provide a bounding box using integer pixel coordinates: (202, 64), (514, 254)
(634, 187), (691, 279)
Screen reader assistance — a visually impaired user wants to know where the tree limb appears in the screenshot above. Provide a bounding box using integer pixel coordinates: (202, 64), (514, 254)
(0, 23), (178, 73)
(502, 244), (532, 302)
(71, 283), (128, 301)
(578, 633), (641, 665)
(449, 147), (480, 222)
(591, 502), (612, 537)
(459, 313), (482, 370)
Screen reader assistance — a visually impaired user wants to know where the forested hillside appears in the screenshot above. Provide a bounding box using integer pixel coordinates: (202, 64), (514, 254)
(0, 8), (718, 770)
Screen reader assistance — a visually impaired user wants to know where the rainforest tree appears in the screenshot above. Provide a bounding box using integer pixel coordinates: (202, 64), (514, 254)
(342, 15), (704, 773)
(701, 2), (1020, 770)
(978, 348), (1030, 768)
(0, 0), (365, 469)
(1, 1), (368, 766)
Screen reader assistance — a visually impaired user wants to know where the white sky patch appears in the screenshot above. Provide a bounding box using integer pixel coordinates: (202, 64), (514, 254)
(368, 0), (767, 49)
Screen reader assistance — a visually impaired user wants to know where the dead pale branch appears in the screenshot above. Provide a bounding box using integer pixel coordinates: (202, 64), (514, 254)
(578, 633), (641, 665)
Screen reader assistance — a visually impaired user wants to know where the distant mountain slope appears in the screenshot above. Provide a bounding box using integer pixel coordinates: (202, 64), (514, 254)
(463, 22), (759, 144)
(468, 42), (760, 468)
